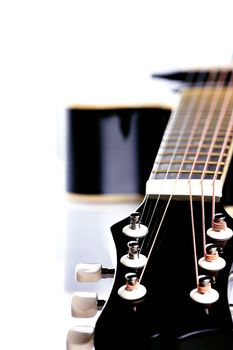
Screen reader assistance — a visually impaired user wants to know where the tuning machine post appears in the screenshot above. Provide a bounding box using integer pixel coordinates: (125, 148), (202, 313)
(190, 275), (219, 314)
(118, 272), (147, 301)
(122, 212), (148, 238)
(198, 243), (226, 283)
(207, 213), (233, 253)
(120, 240), (147, 269)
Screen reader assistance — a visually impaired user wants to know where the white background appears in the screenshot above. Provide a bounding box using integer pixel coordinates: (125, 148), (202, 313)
(0, 1), (232, 349)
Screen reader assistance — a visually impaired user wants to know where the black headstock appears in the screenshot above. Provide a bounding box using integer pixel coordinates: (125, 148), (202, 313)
(94, 198), (233, 349)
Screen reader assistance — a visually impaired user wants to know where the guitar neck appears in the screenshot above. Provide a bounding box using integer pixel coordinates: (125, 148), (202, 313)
(146, 86), (233, 200)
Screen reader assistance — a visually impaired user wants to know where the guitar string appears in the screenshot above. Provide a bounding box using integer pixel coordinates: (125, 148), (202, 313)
(138, 91), (192, 235)
(161, 71), (220, 286)
(139, 68), (232, 285)
(138, 70), (197, 254)
(201, 72), (229, 243)
(211, 72), (233, 220)
(200, 70), (233, 245)
(138, 69), (204, 283)
(138, 68), (231, 285)
(186, 69), (229, 285)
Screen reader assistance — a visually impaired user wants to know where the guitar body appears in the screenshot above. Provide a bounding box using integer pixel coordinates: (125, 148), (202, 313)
(94, 199), (233, 349)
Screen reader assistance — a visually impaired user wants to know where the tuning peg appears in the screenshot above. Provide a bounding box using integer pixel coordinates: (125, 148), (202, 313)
(120, 241), (147, 269)
(190, 275), (219, 314)
(122, 212), (148, 238)
(198, 243), (226, 282)
(207, 213), (233, 252)
(75, 263), (115, 282)
(118, 272), (147, 301)
(71, 291), (105, 318)
(66, 325), (94, 350)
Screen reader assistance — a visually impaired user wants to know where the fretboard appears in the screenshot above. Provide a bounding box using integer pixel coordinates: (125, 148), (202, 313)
(146, 87), (233, 199)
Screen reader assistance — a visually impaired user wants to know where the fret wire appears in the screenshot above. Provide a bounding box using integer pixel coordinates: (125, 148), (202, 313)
(153, 87), (233, 189)
(160, 144), (230, 150)
(151, 73), (202, 182)
(185, 86), (224, 184)
(153, 87), (233, 182)
(175, 109), (233, 117)
(200, 83), (233, 184)
(155, 160), (225, 165)
(153, 169), (222, 175)
(212, 102), (233, 186)
(164, 136), (230, 142)
(157, 151), (227, 157)
(165, 131), (232, 136)
(166, 130), (233, 136)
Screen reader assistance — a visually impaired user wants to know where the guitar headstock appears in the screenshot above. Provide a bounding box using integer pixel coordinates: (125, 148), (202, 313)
(93, 199), (233, 349)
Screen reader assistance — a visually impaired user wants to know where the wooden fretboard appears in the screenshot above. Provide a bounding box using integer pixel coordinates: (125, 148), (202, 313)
(146, 87), (233, 199)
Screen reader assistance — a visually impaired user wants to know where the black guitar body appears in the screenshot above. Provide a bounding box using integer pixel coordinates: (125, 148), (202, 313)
(94, 198), (233, 349)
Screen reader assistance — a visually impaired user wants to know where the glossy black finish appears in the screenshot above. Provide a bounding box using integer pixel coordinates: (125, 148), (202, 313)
(94, 198), (233, 349)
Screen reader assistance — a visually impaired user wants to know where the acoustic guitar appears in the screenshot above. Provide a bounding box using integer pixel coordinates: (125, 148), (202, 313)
(67, 67), (233, 350)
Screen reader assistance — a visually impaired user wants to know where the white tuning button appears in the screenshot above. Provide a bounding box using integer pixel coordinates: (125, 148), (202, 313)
(122, 212), (148, 238)
(71, 291), (105, 318)
(75, 263), (115, 282)
(66, 325), (94, 350)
